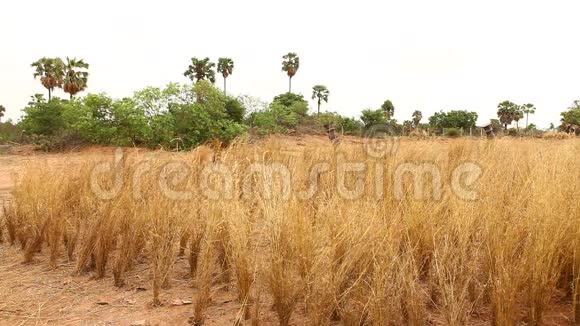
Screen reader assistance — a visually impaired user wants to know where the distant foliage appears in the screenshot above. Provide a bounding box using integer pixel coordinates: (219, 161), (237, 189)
(248, 93), (310, 134)
(497, 101), (521, 130)
(0, 120), (22, 144)
(20, 81), (247, 150)
(560, 100), (580, 128)
(282, 53), (300, 93)
(428, 110), (478, 130)
(184, 58), (216, 83)
(31, 57), (89, 101)
(311, 85), (329, 115)
(317, 112), (363, 135)
(360, 108), (388, 129)
(381, 100), (395, 120)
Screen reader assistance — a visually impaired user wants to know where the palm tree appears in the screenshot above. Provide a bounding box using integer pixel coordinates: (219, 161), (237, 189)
(497, 100), (516, 131)
(31, 57), (64, 101)
(514, 106), (524, 131)
(381, 100), (395, 121)
(282, 53), (299, 93)
(184, 57), (216, 83)
(412, 110), (423, 128)
(217, 58), (234, 96)
(0, 105), (5, 123)
(63, 57), (89, 99)
(311, 85), (329, 116)
(522, 103), (536, 130)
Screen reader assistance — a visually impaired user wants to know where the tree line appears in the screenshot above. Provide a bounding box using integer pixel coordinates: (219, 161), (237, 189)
(1, 52), (579, 147)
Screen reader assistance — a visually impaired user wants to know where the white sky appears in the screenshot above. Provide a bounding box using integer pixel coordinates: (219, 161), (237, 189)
(1, 0), (579, 128)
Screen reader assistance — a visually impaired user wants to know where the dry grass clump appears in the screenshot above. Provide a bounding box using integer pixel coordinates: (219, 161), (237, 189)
(542, 131), (573, 139)
(0, 138), (579, 324)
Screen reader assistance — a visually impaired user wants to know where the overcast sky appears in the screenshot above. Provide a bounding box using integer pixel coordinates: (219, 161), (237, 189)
(1, 0), (579, 128)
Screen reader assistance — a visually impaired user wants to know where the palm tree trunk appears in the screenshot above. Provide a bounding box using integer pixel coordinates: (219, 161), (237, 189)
(289, 77), (292, 93)
(525, 113), (529, 130)
(317, 100), (321, 116)
(70, 93), (73, 100)
(224, 77), (227, 96)
(48, 88), (52, 102)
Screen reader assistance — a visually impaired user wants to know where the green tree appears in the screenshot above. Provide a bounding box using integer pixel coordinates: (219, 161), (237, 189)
(497, 101), (517, 131)
(110, 97), (150, 146)
(77, 93), (116, 143)
(21, 95), (66, 136)
(360, 109), (388, 129)
(0, 118), (21, 143)
(184, 57), (216, 83)
(340, 117), (364, 135)
(311, 85), (329, 116)
(412, 110), (422, 128)
(381, 100), (395, 121)
(428, 111), (446, 129)
(513, 105), (524, 130)
(224, 97), (246, 123)
(428, 110), (478, 129)
(282, 53), (300, 93)
(0, 105), (5, 123)
(560, 101), (580, 130)
(560, 100), (580, 132)
(31, 57), (65, 101)
(522, 103), (536, 130)
(63, 57), (89, 99)
(247, 93), (308, 135)
(170, 81), (246, 146)
(217, 58), (234, 95)
(272, 93), (308, 117)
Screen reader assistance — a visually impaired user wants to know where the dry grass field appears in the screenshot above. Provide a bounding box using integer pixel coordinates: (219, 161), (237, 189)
(0, 136), (579, 325)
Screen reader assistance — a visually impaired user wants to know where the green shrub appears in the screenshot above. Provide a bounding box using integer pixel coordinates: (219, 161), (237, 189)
(446, 128), (461, 138)
(19, 81), (248, 150)
(360, 109), (387, 129)
(0, 121), (22, 144)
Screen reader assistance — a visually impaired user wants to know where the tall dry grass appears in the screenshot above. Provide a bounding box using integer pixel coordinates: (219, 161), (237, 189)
(0, 138), (578, 325)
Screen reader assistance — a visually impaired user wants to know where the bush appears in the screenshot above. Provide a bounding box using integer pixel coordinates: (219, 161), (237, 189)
(225, 98), (246, 123)
(446, 128), (461, 138)
(247, 93), (310, 135)
(0, 121), (22, 144)
(360, 109), (387, 129)
(428, 110), (478, 129)
(19, 82), (248, 151)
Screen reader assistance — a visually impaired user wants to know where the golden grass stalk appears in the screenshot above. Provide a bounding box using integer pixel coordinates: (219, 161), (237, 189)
(1, 138), (578, 325)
